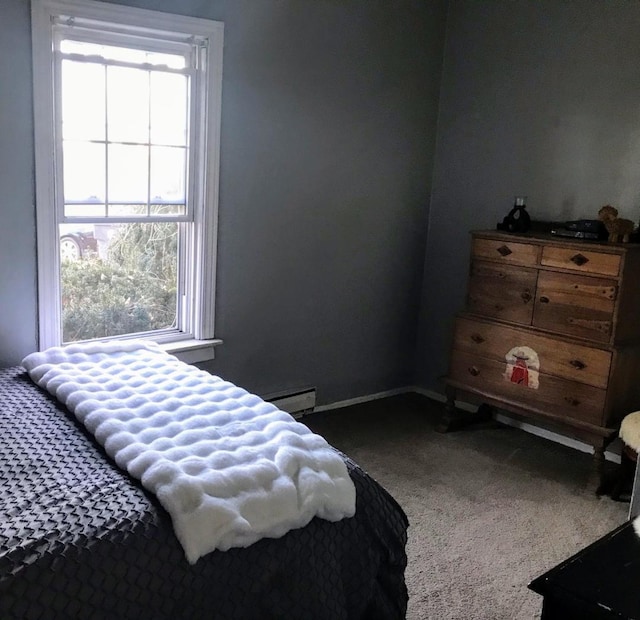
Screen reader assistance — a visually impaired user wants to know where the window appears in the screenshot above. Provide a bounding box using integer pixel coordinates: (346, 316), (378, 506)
(31, 0), (223, 361)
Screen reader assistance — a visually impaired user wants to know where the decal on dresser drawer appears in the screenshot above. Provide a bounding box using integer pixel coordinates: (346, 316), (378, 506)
(504, 346), (540, 389)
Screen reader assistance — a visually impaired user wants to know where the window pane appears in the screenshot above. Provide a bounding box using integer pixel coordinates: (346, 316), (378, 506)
(63, 141), (106, 205)
(150, 146), (186, 206)
(60, 222), (178, 342)
(150, 72), (188, 146)
(107, 66), (149, 143)
(149, 203), (185, 216)
(61, 60), (105, 141)
(60, 40), (187, 69)
(108, 144), (148, 204)
(65, 203), (106, 218)
(109, 204), (147, 217)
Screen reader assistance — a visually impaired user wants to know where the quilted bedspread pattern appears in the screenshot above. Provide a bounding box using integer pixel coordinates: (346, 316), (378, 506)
(22, 341), (356, 564)
(0, 366), (409, 619)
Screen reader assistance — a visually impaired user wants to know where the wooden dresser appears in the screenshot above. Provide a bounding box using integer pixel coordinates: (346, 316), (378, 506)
(443, 230), (640, 473)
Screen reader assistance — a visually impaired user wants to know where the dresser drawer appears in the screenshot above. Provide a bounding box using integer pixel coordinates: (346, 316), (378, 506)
(541, 246), (621, 277)
(473, 238), (540, 266)
(467, 261), (537, 324)
(448, 351), (606, 426)
(533, 271), (617, 342)
(453, 317), (612, 389)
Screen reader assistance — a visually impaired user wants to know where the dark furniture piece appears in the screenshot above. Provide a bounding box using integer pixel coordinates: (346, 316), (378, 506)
(529, 520), (640, 619)
(0, 366), (409, 619)
(444, 230), (640, 480)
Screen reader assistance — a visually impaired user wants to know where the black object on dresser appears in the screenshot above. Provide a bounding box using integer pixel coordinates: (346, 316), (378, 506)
(529, 520), (640, 619)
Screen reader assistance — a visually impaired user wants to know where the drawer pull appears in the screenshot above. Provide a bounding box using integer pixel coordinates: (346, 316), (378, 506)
(539, 296), (550, 303)
(564, 396), (580, 407)
(521, 291), (532, 303)
(570, 253), (589, 267)
(497, 245), (513, 257)
(471, 333), (485, 344)
(569, 359), (586, 370)
(468, 366), (480, 377)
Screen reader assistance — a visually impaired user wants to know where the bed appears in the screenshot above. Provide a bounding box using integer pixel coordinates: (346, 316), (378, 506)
(0, 361), (408, 619)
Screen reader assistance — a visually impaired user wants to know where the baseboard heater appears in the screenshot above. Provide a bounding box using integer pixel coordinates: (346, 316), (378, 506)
(266, 387), (317, 418)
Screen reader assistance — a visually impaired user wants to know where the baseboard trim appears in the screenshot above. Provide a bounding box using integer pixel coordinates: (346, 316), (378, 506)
(317, 386), (621, 464)
(314, 387), (411, 413)
(265, 387), (316, 416)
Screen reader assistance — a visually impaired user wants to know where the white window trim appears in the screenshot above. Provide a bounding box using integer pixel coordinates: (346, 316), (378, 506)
(31, 0), (224, 358)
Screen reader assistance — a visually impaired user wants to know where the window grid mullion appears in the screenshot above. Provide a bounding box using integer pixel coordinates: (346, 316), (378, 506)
(103, 63), (109, 218)
(53, 49), (67, 343)
(54, 54), (65, 227)
(147, 69), (152, 217)
(186, 49), (198, 223)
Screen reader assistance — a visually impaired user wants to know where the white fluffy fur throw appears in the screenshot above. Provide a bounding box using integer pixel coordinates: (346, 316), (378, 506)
(22, 340), (356, 564)
(620, 412), (640, 451)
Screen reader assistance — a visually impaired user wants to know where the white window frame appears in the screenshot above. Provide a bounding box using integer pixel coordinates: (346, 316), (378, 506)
(31, 0), (223, 362)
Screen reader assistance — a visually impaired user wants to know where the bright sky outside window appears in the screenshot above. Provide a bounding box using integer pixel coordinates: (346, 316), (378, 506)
(59, 40), (190, 219)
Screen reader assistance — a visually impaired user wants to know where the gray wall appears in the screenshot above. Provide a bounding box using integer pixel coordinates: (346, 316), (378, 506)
(0, 0), (447, 405)
(0, 0), (37, 365)
(415, 0), (640, 392)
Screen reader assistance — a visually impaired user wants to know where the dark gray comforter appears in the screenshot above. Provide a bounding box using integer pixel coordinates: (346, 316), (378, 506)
(0, 367), (408, 619)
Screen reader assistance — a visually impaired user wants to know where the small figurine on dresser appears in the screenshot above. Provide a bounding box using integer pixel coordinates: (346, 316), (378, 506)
(598, 205), (635, 243)
(497, 196), (531, 233)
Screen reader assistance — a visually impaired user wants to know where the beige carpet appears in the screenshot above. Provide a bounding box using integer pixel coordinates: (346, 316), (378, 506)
(305, 394), (627, 620)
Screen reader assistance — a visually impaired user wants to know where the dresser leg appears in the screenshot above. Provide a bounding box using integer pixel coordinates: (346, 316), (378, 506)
(476, 403), (494, 422)
(591, 444), (606, 494)
(437, 386), (494, 432)
(436, 385), (458, 432)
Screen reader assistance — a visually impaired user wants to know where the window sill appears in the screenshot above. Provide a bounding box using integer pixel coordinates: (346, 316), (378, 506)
(158, 338), (223, 364)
